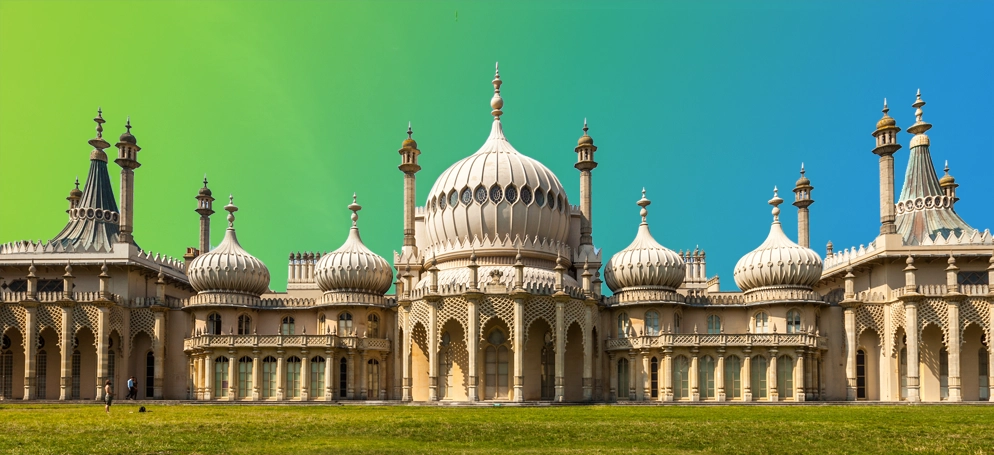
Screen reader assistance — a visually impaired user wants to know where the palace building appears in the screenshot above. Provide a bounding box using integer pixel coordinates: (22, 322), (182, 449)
(0, 69), (991, 403)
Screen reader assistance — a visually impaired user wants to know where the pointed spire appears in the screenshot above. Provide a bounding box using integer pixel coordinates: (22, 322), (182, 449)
(348, 192), (362, 228)
(491, 62), (504, 119)
(225, 195), (238, 228)
(637, 188), (651, 224)
(908, 89), (932, 135)
(769, 187), (783, 223)
(87, 107), (111, 153)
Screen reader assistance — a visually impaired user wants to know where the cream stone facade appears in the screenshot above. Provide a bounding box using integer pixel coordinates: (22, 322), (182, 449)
(0, 71), (991, 403)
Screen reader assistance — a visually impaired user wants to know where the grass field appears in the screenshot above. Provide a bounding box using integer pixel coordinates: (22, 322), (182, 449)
(1, 403), (992, 454)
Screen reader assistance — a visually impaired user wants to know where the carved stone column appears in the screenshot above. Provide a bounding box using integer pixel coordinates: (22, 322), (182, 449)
(401, 304), (412, 401)
(151, 307), (166, 399)
(276, 349), (285, 401)
(359, 350), (368, 400)
(905, 300), (921, 402)
(843, 306), (857, 401)
(582, 301), (594, 401)
(58, 301), (73, 400)
(662, 347), (673, 402)
(795, 349), (805, 402)
(346, 350), (355, 399)
(204, 351), (214, 400)
(946, 296), (964, 402)
(466, 293), (481, 402)
(426, 297), (439, 401)
(607, 352), (617, 402)
(743, 347), (752, 402)
(251, 349), (261, 401)
(554, 298), (566, 402)
(301, 350), (311, 401)
(95, 304), (110, 401)
(512, 295), (526, 402)
(21, 302), (38, 400)
(769, 348), (778, 402)
(325, 347), (335, 401)
(640, 349), (651, 401)
(716, 348), (726, 402)
(228, 348), (237, 401)
(690, 348), (700, 401)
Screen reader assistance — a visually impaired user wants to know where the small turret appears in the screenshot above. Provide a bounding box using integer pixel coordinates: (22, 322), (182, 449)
(871, 98), (902, 235)
(792, 163), (814, 248)
(195, 175), (215, 254)
(67, 177), (82, 214)
(114, 117), (142, 244)
(575, 119), (598, 247)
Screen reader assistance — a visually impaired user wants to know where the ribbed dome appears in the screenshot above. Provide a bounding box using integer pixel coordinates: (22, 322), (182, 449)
(314, 197), (393, 296)
(604, 191), (685, 292)
(187, 197), (270, 297)
(733, 189), (822, 293)
(423, 87), (571, 261)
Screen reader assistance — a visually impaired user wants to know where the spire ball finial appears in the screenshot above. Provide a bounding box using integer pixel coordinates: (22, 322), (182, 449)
(203, 174), (208, 187)
(407, 121), (413, 139)
(348, 193), (362, 227)
(125, 116), (131, 133)
(637, 188), (651, 224)
(224, 194), (238, 228)
(883, 98), (889, 114)
(800, 162), (805, 175)
(491, 62), (504, 119)
(769, 186), (784, 222)
(944, 160), (949, 173)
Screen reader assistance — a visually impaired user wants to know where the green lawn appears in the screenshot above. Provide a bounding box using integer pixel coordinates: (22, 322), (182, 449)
(1, 403), (992, 454)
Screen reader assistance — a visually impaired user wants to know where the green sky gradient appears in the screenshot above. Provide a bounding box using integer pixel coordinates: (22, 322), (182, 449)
(1, 1), (992, 292)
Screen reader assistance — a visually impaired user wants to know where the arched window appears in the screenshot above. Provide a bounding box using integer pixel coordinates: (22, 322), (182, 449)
(281, 317), (295, 336)
(650, 357), (659, 398)
(145, 351), (154, 398)
(262, 356), (277, 398)
(214, 356), (229, 398)
(338, 313), (353, 335)
(777, 355), (794, 400)
(724, 355), (741, 400)
(644, 311), (660, 336)
(617, 357), (630, 399)
(674, 313), (682, 334)
(707, 315), (721, 334)
(541, 332), (554, 400)
(439, 332), (452, 399)
(673, 356), (689, 399)
(751, 356), (768, 399)
(36, 350), (47, 399)
(899, 347), (908, 400)
(699, 356), (716, 400)
(485, 329), (509, 400)
(207, 313), (222, 335)
(856, 349), (866, 400)
(238, 356), (252, 399)
(286, 357), (301, 399)
(318, 314), (326, 335)
(237, 315), (252, 335)
(311, 356), (326, 399)
(339, 357), (348, 398)
(367, 359), (380, 399)
(980, 348), (990, 401)
(754, 312), (769, 334)
(367, 314), (379, 338)
(617, 313), (631, 338)
(940, 348), (949, 400)
(786, 310), (801, 334)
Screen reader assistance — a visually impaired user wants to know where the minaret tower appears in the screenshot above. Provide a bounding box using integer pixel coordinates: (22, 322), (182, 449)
(792, 163), (814, 248)
(939, 161), (959, 204)
(196, 175), (215, 253)
(66, 177), (82, 215)
(398, 122), (422, 264)
(575, 119), (598, 248)
(114, 117), (142, 244)
(872, 98), (901, 235)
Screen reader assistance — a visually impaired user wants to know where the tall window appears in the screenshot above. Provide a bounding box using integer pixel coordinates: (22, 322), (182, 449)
(367, 359), (380, 399)
(754, 312), (769, 334)
(286, 357), (301, 399)
(786, 310), (801, 334)
(485, 329), (508, 400)
(0, 346), (12, 399)
(339, 357), (348, 398)
(650, 357), (659, 398)
(207, 313), (222, 335)
(311, 356), (325, 398)
(856, 349), (866, 399)
(318, 314), (326, 334)
(980, 348), (990, 401)
(145, 351), (154, 398)
(778, 355), (794, 399)
(36, 350), (47, 399)
(751, 356), (768, 399)
(338, 313), (353, 335)
(237, 315), (251, 335)
(899, 347), (908, 400)
(71, 350), (82, 399)
(939, 348), (949, 400)
(617, 313), (631, 338)
(214, 356), (229, 398)
(725, 356), (741, 399)
(707, 315), (721, 334)
(674, 313), (682, 334)
(238, 356), (252, 398)
(617, 357), (630, 399)
(439, 332), (453, 399)
(541, 332), (554, 400)
(699, 356), (716, 400)
(673, 356), (689, 399)
(367, 314), (379, 338)
(108, 350), (115, 388)
(644, 311), (660, 336)
(281, 317), (295, 336)
(262, 356), (277, 398)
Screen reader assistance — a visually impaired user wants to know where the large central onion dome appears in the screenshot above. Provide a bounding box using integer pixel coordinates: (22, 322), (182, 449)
(733, 188), (822, 293)
(187, 196), (271, 297)
(314, 195), (393, 300)
(422, 65), (571, 261)
(604, 190), (685, 293)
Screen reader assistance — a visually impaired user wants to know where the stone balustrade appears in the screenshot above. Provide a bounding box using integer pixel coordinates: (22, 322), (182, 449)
(604, 332), (826, 351)
(183, 334), (392, 352)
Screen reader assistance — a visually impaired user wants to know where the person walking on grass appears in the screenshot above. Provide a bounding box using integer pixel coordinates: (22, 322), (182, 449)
(104, 380), (114, 414)
(127, 376), (137, 400)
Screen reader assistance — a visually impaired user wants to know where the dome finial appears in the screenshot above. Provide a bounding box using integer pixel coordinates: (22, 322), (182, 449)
(225, 194), (238, 228)
(491, 62), (504, 119)
(125, 116), (131, 133)
(637, 188), (651, 224)
(203, 174), (208, 187)
(769, 186), (783, 222)
(95, 107), (105, 138)
(882, 98), (889, 114)
(75, 176), (80, 189)
(348, 193), (362, 227)
(800, 162), (805, 175)
(913, 88), (926, 123)
(407, 121), (413, 139)
(583, 118), (588, 135)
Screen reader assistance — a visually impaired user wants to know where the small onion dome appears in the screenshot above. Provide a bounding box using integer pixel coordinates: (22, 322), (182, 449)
(314, 195), (393, 295)
(577, 119), (594, 146)
(795, 164), (810, 187)
(876, 98), (897, 129)
(604, 189), (685, 292)
(187, 196), (271, 296)
(198, 176), (213, 197)
(939, 161), (956, 186)
(402, 122), (417, 149)
(734, 188), (822, 293)
(68, 177), (83, 199)
(118, 117), (137, 144)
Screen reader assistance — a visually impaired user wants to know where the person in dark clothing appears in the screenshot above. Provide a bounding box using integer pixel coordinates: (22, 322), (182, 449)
(127, 376), (138, 400)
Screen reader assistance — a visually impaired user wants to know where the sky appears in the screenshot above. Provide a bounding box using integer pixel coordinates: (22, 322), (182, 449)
(1, 0), (992, 293)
